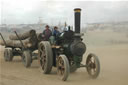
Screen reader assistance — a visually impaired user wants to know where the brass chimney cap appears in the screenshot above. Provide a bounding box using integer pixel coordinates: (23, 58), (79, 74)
(74, 8), (81, 12)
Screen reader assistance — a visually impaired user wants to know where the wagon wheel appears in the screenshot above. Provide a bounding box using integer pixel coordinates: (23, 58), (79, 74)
(57, 55), (70, 81)
(38, 41), (53, 74)
(4, 48), (13, 61)
(22, 50), (32, 68)
(86, 53), (100, 78)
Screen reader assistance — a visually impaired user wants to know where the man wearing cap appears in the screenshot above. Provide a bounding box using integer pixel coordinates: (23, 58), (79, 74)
(42, 25), (52, 41)
(53, 26), (60, 38)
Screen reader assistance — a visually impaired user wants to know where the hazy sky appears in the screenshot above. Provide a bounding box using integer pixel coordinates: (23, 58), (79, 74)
(0, 0), (128, 26)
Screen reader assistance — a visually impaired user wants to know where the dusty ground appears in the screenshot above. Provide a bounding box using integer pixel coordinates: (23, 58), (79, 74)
(0, 30), (128, 85)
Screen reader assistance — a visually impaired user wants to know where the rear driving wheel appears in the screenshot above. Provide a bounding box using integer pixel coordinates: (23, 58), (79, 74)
(57, 55), (70, 81)
(4, 48), (13, 61)
(38, 41), (53, 74)
(86, 53), (100, 79)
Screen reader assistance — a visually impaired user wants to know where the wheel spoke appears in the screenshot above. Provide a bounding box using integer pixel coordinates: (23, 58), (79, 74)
(86, 53), (100, 78)
(58, 68), (62, 75)
(57, 57), (65, 76)
(90, 68), (95, 75)
(40, 53), (47, 70)
(91, 57), (95, 63)
(42, 51), (46, 56)
(61, 67), (65, 74)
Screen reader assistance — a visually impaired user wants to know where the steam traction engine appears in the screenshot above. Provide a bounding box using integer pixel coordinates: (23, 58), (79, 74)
(38, 8), (100, 81)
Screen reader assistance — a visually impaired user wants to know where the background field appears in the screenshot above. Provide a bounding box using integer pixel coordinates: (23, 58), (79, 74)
(0, 29), (128, 85)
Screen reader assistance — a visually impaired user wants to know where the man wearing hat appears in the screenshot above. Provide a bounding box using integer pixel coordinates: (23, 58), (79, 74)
(42, 25), (52, 41)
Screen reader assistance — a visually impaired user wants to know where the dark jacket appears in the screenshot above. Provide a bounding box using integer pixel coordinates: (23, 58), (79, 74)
(53, 29), (60, 37)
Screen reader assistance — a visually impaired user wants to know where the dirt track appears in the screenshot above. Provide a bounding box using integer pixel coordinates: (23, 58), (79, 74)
(0, 31), (128, 85)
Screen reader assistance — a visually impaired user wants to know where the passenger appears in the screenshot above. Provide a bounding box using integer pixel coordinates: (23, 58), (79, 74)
(53, 26), (60, 38)
(42, 25), (52, 41)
